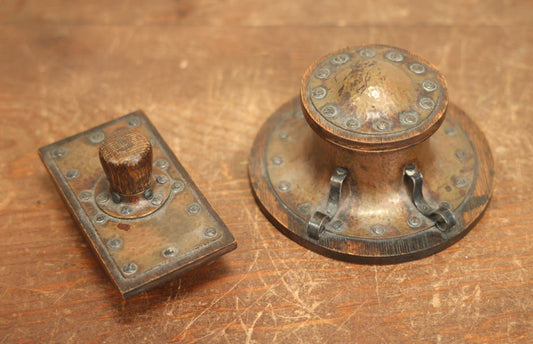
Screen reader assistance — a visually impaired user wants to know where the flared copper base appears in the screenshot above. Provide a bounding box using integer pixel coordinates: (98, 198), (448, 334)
(249, 98), (493, 263)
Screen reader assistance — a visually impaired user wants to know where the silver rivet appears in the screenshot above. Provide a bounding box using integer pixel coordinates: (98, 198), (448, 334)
(120, 206), (133, 216)
(297, 202), (312, 215)
(172, 181), (185, 193)
(336, 167), (347, 176)
(422, 79), (438, 92)
(418, 97), (435, 110)
(156, 175), (168, 184)
(107, 237), (123, 250)
(94, 213), (107, 225)
(409, 63), (426, 74)
(453, 176), (468, 188)
(277, 181), (291, 192)
(111, 192), (122, 204)
(358, 48), (376, 58)
(65, 169), (80, 179)
(278, 131), (289, 140)
(127, 117), (140, 127)
(203, 227), (218, 238)
(330, 220), (344, 232)
(344, 116), (362, 130)
(331, 53), (350, 65)
(399, 111), (420, 126)
(122, 262), (138, 275)
(186, 203), (201, 215)
(385, 51), (404, 62)
(407, 215), (422, 229)
(439, 201), (452, 210)
(52, 147), (67, 159)
(444, 126), (457, 136)
(373, 119), (392, 132)
(88, 131), (105, 144)
(151, 194), (163, 206)
(420, 204), (431, 213)
(271, 155), (284, 166)
(162, 245), (178, 258)
(315, 68), (330, 80)
(143, 188), (153, 200)
(78, 190), (92, 202)
(155, 159), (169, 169)
(321, 104), (339, 118)
(311, 86), (327, 100)
(370, 224), (387, 236)
(455, 149), (469, 161)
(96, 192), (110, 204)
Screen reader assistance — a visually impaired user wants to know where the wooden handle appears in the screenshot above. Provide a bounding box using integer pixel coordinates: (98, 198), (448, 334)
(99, 128), (152, 195)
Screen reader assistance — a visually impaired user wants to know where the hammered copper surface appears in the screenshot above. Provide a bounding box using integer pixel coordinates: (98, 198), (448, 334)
(250, 98), (493, 262)
(93, 167), (171, 219)
(301, 45), (448, 152)
(250, 45), (493, 262)
(39, 111), (236, 298)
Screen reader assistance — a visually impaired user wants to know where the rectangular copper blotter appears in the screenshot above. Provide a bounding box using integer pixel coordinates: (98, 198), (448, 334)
(39, 111), (236, 299)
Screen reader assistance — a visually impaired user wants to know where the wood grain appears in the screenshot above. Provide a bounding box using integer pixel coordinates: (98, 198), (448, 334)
(99, 127), (153, 196)
(0, 1), (532, 343)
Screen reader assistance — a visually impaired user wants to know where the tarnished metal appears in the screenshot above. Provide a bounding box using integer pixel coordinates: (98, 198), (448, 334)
(39, 111), (236, 298)
(403, 164), (456, 231)
(249, 45), (494, 263)
(307, 167), (348, 240)
(302, 45), (447, 152)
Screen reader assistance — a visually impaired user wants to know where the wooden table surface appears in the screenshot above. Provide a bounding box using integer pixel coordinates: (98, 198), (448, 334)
(1, 1), (532, 343)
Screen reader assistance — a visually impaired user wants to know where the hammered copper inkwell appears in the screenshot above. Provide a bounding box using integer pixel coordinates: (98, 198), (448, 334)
(249, 45), (494, 263)
(39, 112), (236, 298)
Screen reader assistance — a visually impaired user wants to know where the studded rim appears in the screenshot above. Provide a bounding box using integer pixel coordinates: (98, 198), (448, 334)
(301, 44), (448, 151)
(249, 98), (494, 263)
(38, 111), (236, 298)
(94, 165), (172, 219)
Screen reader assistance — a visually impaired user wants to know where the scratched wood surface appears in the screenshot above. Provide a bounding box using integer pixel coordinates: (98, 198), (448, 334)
(1, 1), (532, 343)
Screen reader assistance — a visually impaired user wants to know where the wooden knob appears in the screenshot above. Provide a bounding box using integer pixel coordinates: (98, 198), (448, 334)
(99, 128), (152, 196)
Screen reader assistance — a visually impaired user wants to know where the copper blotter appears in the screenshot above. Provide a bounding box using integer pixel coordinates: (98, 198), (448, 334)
(39, 111), (236, 298)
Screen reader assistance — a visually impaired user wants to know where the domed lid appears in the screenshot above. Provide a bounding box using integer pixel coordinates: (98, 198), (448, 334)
(301, 44), (448, 151)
